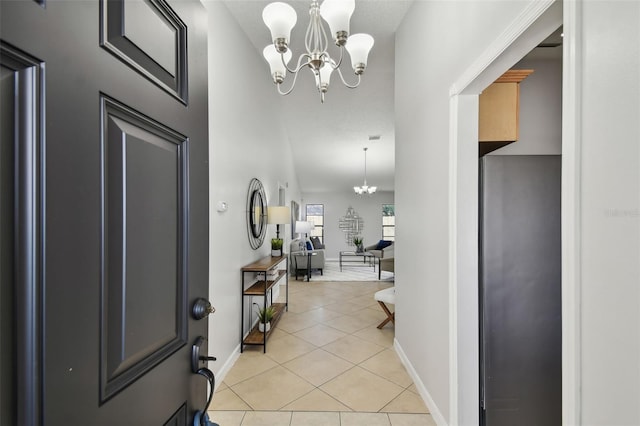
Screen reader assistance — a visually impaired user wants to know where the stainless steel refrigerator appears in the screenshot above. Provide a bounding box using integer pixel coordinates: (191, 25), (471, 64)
(479, 155), (562, 425)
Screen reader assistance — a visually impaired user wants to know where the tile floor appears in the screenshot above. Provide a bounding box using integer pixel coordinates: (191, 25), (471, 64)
(209, 279), (435, 426)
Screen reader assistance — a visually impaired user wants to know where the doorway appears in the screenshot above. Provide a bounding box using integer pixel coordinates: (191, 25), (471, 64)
(448, 2), (562, 424)
(478, 31), (563, 425)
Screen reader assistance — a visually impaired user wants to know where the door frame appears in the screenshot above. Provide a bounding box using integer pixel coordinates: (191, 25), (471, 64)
(446, 1), (571, 424)
(1, 41), (45, 426)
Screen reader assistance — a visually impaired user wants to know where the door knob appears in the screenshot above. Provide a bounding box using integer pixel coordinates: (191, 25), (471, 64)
(192, 298), (215, 320)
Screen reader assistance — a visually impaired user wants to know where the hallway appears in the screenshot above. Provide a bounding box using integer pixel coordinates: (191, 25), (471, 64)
(209, 280), (434, 425)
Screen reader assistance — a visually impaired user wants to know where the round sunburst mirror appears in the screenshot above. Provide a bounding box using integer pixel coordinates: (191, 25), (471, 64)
(246, 178), (267, 249)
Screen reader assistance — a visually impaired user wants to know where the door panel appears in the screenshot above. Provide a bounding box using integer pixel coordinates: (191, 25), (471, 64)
(0, 0), (209, 423)
(100, 95), (189, 403)
(101, 0), (188, 102)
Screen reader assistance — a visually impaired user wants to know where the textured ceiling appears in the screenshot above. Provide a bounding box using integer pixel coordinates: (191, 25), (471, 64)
(221, 0), (414, 193)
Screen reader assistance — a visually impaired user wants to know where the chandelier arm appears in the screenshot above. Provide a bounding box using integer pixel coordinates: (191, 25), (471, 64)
(276, 60), (308, 96)
(283, 53), (313, 74)
(335, 67), (362, 89)
(329, 47), (344, 70)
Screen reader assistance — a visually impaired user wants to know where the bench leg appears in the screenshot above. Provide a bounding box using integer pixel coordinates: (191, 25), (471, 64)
(376, 301), (395, 329)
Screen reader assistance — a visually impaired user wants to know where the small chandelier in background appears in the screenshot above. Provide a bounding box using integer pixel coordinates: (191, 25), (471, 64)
(354, 147), (376, 195)
(262, 0), (374, 103)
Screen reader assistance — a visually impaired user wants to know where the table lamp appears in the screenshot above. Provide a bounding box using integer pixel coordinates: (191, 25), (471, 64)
(267, 206), (290, 239)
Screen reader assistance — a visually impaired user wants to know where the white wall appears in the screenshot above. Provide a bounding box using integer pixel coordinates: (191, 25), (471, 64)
(301, 191), (394, 260)
(397, 1), (640, 425)
(576, 2), (640, 424)
(490, 54), (562, 156)
(205, 1), (301, 376)
(395, 1), (555, 424)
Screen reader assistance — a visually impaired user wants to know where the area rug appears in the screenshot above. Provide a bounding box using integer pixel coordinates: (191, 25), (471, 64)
(292, 260), (395, 282)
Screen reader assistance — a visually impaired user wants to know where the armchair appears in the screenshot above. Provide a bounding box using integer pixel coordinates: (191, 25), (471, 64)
(379, 256), (394, 280)
(364, 241), (394, 280)
(365, 241), (393, 259)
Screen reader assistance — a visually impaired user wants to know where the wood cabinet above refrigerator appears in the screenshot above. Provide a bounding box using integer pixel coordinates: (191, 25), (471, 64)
(479, 69), (533, 156)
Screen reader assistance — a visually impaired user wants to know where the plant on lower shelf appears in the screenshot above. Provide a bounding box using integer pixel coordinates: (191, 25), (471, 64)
(255, 303), (276, 332)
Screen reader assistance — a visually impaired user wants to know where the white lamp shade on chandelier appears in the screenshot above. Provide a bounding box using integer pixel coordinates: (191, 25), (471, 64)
(262, 2), (297, 47)
(261, 0), (374, 102)
(263, 46), (292, 80)
(319, 0), (355, 38)
(345, 34), (375, 70)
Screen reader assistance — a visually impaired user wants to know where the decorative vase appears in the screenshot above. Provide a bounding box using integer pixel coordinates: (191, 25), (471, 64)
(258, 322), (270, 333)
(271, 249), (281, 257)
(356, 244), (364, 253)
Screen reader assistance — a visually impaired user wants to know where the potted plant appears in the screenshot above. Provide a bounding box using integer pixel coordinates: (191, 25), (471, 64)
(271, 238), (283, 257)
(353, 236), (364, 253)
(256, 304), (276, 332)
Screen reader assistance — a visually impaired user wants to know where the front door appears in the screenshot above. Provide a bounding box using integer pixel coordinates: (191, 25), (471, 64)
(0, 0), (210, 424)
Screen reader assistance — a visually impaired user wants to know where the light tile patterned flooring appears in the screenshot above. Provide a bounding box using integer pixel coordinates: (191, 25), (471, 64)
(209, 279), (435, 426)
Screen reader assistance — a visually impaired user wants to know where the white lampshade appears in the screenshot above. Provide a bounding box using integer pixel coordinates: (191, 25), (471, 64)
(262, 2), (297, 45)
(263, 45), (292, 77)
(267, 206), (291, 224)
(319, 0), (355, 40)
(346, 33), (374, 69)
(295, 220), (313, 234)
(315, 63), (333, 88)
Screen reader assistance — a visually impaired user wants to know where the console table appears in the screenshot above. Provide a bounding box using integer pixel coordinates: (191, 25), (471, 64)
(240, 255), (288, 353)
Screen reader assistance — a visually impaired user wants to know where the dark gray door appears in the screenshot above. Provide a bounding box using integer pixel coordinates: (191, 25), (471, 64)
(0, 0), (209, 424)
(479, 155), (562, 426)
(1, 63), (17, 426)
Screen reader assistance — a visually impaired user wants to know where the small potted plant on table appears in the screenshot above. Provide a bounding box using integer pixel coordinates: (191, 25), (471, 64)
(256, 304), (276, 333)
(353, 236), (364, 253)
(271, 238), (283, 256)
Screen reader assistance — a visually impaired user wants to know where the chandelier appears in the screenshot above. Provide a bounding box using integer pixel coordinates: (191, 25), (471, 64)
(354, 147), (376, 195)
(262, 0), (374, 103)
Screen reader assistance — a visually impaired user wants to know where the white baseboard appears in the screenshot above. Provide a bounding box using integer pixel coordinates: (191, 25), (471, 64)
(394, 339), (448, 426)
(211, 344), (241, 391)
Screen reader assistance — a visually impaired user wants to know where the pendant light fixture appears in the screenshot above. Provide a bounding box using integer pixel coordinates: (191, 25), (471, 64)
(354, 147), (376, 195)
(262, 0), (374, 103)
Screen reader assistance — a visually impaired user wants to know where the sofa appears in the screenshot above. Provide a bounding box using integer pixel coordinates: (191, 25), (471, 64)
(289, 238), (325, 279)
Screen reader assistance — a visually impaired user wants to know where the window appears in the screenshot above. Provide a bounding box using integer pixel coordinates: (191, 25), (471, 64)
(382, 204), (395, 241)
(305, 204), (324, 243)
